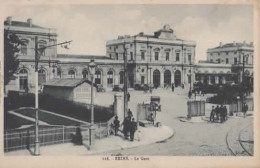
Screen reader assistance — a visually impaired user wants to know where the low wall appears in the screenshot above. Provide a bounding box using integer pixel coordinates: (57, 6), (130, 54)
(187, 100), (205, 119)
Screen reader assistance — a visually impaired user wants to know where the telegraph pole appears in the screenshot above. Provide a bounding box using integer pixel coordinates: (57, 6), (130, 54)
(34, 37), (72, 156)
(123, 42), (128, 118)
(34, 36), (40, 156)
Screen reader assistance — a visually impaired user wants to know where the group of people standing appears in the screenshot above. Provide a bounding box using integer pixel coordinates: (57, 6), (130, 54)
(210, 105), (228, 123)
(113, 110), (138, 142)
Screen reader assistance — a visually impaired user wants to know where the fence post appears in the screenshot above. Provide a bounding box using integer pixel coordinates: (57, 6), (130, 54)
(5, 131), (8, 152)
(99, 122), (101, 139)
(62, 125), (65, 143)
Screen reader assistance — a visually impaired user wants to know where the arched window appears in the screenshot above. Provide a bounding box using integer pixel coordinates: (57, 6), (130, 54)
(95, 70), (101, 84)
(119, 71), (124, 84)
(68, 69), (76, 78)
(38, 40), (47, 56)
(107, 71), (114, 87)
(38, 69), (46, 85)
(21, 40), (29, 55)
(82, 69), (88, 78)
(19, 69), (28, 90)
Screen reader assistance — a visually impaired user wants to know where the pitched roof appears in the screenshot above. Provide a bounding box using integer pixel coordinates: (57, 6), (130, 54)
(43, 78), (97, 88)
(57, 54), (111, 60)
(4, 21), (45, 29)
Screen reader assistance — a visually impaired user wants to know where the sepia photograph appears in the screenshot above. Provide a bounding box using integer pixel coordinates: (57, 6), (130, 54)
(1, 1), (259, 167)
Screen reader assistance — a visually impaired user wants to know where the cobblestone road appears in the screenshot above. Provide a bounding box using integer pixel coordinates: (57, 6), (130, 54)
(95, 88), (254, 156)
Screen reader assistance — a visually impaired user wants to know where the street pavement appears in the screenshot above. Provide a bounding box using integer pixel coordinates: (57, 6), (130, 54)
(96, 88), (254, 156)
(5, 87), (254, 156)
(5, 124), (174, 156)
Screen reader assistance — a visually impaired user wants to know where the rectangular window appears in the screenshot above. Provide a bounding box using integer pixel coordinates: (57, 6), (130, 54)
(107, 75), (113, 84)
(155, 52), (159, 61)
(109, 54), (112, 58)
(246, 57), (249, 64)
(218, 53), (220, 56)
(166, 52), (169, 61)
(141, 51), (145, 60)
(21, 44), (27, 55)
(176, 53), (180, 61)
(19, 76), (28, 90)
(226, 58), (229, 64)
(217, 59), (220, 63)
(234, 51), (237, 54)
(39, 45), (45, 56)
(226, 52), (229, 55)
(234, 58), (237, 64)
(116, 53), (118, 60)
(210, 59), (213, 62)
(210, 53), (213, 56)
(188, 54), (191, 63)
(141, 76), (145, 84)
(130, 52), (133, 60)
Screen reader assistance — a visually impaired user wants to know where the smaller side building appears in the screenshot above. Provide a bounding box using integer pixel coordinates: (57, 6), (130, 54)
(43, 78), (97, 104)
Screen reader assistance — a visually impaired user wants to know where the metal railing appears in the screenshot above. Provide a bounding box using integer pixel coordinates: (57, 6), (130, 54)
(4, 125), (90, 152)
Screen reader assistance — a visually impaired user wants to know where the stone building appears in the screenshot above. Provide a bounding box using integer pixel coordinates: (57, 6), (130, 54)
(4, 17), (253, 93)
(106, 24), (196, 88)
(196, 41), (254, 85)
(4, 16), (58, 92)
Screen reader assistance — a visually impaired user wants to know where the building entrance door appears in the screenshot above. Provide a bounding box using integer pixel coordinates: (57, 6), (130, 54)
(164, 70), (171, 87)
(153, 70), (160, 88)
(174, 70), (181, 87)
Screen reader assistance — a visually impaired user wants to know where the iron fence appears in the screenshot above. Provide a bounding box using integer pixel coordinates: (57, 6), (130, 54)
(4, 125), (90, 152)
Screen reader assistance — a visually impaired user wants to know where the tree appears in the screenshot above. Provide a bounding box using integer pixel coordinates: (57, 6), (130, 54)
(4, 29), (21, 86)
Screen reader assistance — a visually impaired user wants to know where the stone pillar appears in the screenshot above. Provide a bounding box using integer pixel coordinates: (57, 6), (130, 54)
(208, 76), (211, 84)
(201, 76), (204, 83)
(102, 73), (107, 88)
(215, 76), (219, 84)
(114, 74), (119, 85)
(114, 93), (124, 122)
(222, 76), (226, 84)
(160, 71), (164, 87)
(172, 71), (175, 84)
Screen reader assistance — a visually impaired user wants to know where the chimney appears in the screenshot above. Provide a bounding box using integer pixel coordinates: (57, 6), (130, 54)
(6, 16), (12, 25)
(27, 18), (32, 27)
(243, 40), (246, 45)
(250, 42), (253, 46)
(219, 42), (222, 47)
(233, 41), (236, 46)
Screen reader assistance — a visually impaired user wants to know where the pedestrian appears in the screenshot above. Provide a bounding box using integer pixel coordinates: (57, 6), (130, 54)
(129, 118), (137, 141)
(171, 83), (175, 92)
(127, 92), (130, 102)
(215, 105), (220, 121)
(188, 90), (192, 99)
(123, 110), (132, 139)
(242, 103), (248, 118)
(148, 113), (155, 125)
(223, 105), (228, 121)
(210, 106), (215, 122)
(113, 115), (120, 136)
(220, 104), (224, 123)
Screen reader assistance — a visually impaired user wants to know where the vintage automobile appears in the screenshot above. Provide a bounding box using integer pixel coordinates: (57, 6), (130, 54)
(150, 96), (161, 111)
(112, 85), (124, 92)
(96, 84), (106, 92)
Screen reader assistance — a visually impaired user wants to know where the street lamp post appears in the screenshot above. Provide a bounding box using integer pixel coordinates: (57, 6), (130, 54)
(88, 58), (96, 147)
(236, 96), (240, 114)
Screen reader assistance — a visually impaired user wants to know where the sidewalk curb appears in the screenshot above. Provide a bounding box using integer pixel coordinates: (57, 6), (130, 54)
(85, 126), (175, 155)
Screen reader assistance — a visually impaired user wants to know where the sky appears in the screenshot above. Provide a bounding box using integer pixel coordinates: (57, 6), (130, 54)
(4, 4), (253, 62)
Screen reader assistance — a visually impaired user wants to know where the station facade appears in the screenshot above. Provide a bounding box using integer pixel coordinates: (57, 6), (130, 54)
(4, 17), (254, 93)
